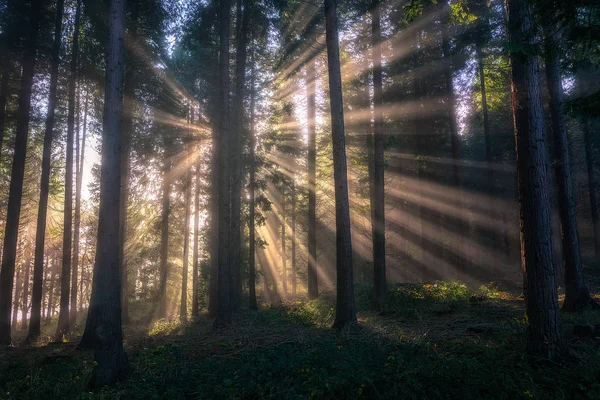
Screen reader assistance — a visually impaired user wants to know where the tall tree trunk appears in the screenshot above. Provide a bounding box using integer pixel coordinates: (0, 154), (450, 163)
(57, 0), (83, 340)
(248, 49), (258, 310)
(543, 23), (598, 311)
(0, 40), (10, 158)
(371, 0), (386, 306)
(281, 189), (287, 296)
(11, 270), (21, 331)
(291, 181), (297, 297)
(119, 76), (134, 325)
(192, 109), (201, 319)
(306, 59), (318, 300)
(180, 106), (192, 322)
(89, 0), (130, 386)
(0, 0), (44, 346)
(325, 0), (357, 331)
(208, 120), (219, 317)
(71, 82), (88, 329)
(507, 0), (565, 360)
(441, 9), (464, 279)
(47, 259), (56, 321)
(27, 0), (66, 342)
(157, 140), (171, 319)
(20, 257), (30, 330)
(214, 0), (232, 328)
(230, 0), (250, 310)
(584, 120), (600, 258)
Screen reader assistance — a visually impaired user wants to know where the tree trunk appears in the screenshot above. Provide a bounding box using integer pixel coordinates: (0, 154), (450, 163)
(47, 259), (56, 321)
(281, 189), (287, 296)
(0, 0), (44, 346)
(214, 0), (232, 329)
(27, 0), (66, 342)
(157, 139), (172, 319)
(371, 0), (386, 306)
(72, 81), (88, 329)
(507, 0), (565, 360)
(229, 0), (249, 310)
(208, 120), (219, 317)
(56, 0), (83, 340)
(248, 49), (258, 310)
(306, 59), (318, 300)
(180, 106), (192, 322)
(20, 257), (30, 330)
(543, 23), (598, 311)
(291, 180), (297, 297)
(325, 0), (357, 331)
(441, 10), (464, 280)
(11, 270), (20, 332)
(89, 0), (130, 386)
(192, 108), (201, 318)
(0, 37), (10, 158)
(584, 119), (600, 258)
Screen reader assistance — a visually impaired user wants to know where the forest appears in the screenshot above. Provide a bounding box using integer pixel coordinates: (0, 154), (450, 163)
(0, 0), (600, 398)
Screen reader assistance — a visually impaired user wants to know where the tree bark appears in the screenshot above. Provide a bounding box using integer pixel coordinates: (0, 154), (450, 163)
(89, 0), (130, 386)
(229, 0), (249, 310)
(0, 0), (44, 346)
(306, 59), (318, 300)
(507, 0), (565, 360)
(20, 257), (30, 330)
(291, 180), (297, 297)
(214, 0), (232, 328)
(248, 49), (258, 310)
(371, 0), (386, 306)
(12, 270), (21, 332)
(543, 23), (598, 311)
(157, 138), (172, 319)
(27, 0), (66, 342)
(47, 259), (56, 321)
(192, 108), (201, 319)
(56, 0), (83, 340)
(0, 36), (10, 158)
(325, 0), (357, 330)
(584, 119), (600, 258)
(180, 105), (192, 322)
(281, 189), (287, 296)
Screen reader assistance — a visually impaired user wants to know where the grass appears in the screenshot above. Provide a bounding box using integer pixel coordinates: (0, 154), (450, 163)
(1, 282), (600, 399)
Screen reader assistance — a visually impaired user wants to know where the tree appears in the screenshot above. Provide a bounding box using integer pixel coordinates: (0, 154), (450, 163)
(371, 0), (386, 306)
(214, 0), (232, 328)
(248, 45), (258, 310)
(324, 0), (357, 331)
(27, 0), (66, 343)
(56, 0), (83, 340)
(88, 0), (130, 386)
(306, 58), (318, 300)
(180, 105), (192, 322)
(541, 7), (599, 312)
(506, 0), (564, 360)
(0, 0), (45, 346)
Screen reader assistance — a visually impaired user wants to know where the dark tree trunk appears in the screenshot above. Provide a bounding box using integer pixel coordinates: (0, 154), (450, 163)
(214, 0), (232, 328)
(208, 120), (219, 317)
(248, 50), (258, 310)
(73, 86), (88, 321)
(192, 108), (201, 319)
(56, 0), (83, 340)
(371, 0), (386, 306)
(0, 38), (10, 158)
(441, 10), (464, 279)
(0, 0), (44, 346)
(584, 119), (600, 258)
(306, 59), (318, 300)
(543, 23), (598, 311)
(507, 0), (565, 360)
(70, 0), (83, 330)
(291, 181), (297, 297)
(12, 270), (21, 332)
(47, 259), (56, 322)
(180, 106), (192, 322)
(28, 0), (65, 343)
(325, 0), (357, 331)
(20, 257), (30, 330)
(157, 139), (172, 319)
(230, 0), (249, 311)
(281, 189), (287, 296)
(88, 0), (130, 386)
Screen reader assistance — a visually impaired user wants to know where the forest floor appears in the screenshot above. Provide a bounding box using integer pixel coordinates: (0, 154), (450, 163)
(2, 264), (600, 399)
